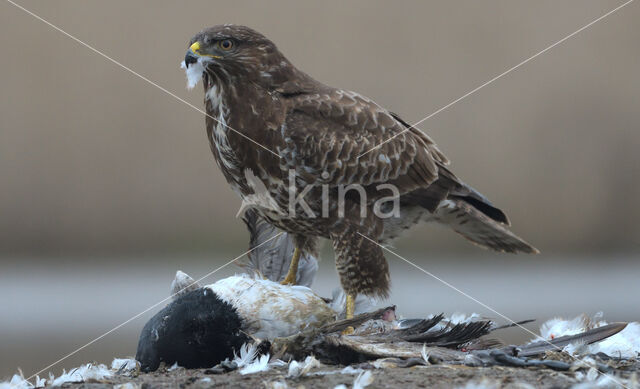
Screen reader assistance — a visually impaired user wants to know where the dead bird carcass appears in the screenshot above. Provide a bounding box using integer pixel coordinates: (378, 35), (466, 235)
(136, 210), (631, 372)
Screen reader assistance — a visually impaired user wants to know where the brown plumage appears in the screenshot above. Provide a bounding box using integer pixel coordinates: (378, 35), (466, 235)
(183, 25), (537, 302)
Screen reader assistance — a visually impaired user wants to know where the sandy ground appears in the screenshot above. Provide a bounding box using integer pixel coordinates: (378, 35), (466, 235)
(51, 362), (640, 389)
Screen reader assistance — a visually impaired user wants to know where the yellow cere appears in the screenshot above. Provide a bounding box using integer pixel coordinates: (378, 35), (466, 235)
(189, 41), (222, 59)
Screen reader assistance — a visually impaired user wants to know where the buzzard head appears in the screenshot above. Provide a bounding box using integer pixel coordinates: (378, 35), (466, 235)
(182, 25), (298, 92)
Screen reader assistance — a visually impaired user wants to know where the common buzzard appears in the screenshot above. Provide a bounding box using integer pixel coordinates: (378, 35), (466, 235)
(182, 25), (537, 318)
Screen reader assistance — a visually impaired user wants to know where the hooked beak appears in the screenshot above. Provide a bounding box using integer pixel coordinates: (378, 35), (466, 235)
(184, 42), (201, 68)
(184, 41), (223, 68)
(184, 51), (198, 68)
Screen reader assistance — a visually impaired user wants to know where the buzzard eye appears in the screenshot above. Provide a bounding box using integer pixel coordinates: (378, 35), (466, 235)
(218, 39), (234, 51)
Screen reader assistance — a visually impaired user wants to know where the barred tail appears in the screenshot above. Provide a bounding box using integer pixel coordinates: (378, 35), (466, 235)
(435, 199), (539, 254)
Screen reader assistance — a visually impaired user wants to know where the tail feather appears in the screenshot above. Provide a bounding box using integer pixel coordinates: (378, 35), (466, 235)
(241, 209), (319, 286)
(435, 199), (538, 254)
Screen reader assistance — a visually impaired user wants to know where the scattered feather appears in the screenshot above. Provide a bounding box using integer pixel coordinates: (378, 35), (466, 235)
(0, 374), (34, 389)
(352, 371), (374, 389)
(287, 355), (321, 378)
(340, 366), (363, 375)
(268, 359), (288, 367)
(449, 312), (483, 325)
(540, 313), (604, 340)
(33, 377), (45, 389)
(233, 343), (259, 368)
(239, 354), (270, 375)
(110, 358), (139, 373)
(329, 371), (373, 389)
(421, 344), (431, 365)
(167, 362), (180, 372)
(589, 322), (640, 358)
(50, 363), (111, 386)
(536, 313), (640, 358)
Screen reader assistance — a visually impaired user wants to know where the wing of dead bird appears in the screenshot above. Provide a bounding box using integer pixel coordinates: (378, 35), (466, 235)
(240, 209), (318, 286)
(272, 306), (628, 367)
(355, 314), (493, 346)
(518, 322), (628, 357)
(324, 335), (467, 362)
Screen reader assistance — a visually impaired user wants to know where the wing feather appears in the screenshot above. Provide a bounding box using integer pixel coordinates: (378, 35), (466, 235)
(279, 90), (448, 196)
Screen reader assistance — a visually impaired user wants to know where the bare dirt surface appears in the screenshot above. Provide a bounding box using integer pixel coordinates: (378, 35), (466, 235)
(52, 363), (635, 389)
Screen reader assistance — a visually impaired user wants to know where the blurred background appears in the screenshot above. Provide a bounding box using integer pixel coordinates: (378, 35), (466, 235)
(1, 0), (638, 380)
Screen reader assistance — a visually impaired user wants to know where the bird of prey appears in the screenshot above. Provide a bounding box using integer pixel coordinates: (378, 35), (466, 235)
(182, 25), (538, 319)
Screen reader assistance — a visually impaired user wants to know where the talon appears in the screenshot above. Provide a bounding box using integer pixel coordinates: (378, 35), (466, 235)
(280, 247), (301, 285)
(280, 273), (296, 285)
(341, 326), (355, 335)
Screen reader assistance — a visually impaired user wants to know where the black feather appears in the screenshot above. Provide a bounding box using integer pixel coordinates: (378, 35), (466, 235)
(450, 194), (509, 225)
(136, 288), (249, 372)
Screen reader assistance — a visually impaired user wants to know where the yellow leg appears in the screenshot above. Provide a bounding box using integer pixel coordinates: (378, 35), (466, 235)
(341, 293), (357, 335)
(345, 293), (355, 319)
(280, 247), (301, 285)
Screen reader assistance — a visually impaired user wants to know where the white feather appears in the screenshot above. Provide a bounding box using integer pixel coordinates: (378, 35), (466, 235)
(421, 344), (431, 365)
(206, 275), (336, 339)
(33, 377), (45, 389)
(232, 343), (259, 368)
(536, 313), (640, 358)
(286, 356), (321, 378)
(352, 371), (374, 389)
(239, 354), (270, 375)
(180, 60), (205, 90)
(448, 312), (484, 325)
(167, 362), (180, 371)
(110, 358), (139, 372)
(0, 375), (33, 389)
(50, 363), (111, 387)
(589, 322), (640, 358)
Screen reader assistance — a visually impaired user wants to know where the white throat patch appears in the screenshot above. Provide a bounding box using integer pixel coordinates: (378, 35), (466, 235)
(180, 58), (206, 90)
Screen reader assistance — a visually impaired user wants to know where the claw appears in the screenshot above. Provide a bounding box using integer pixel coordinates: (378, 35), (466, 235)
(280, 273), (296, 285)
(341, 326), (355, 335)
(280, 247), (301, 285)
